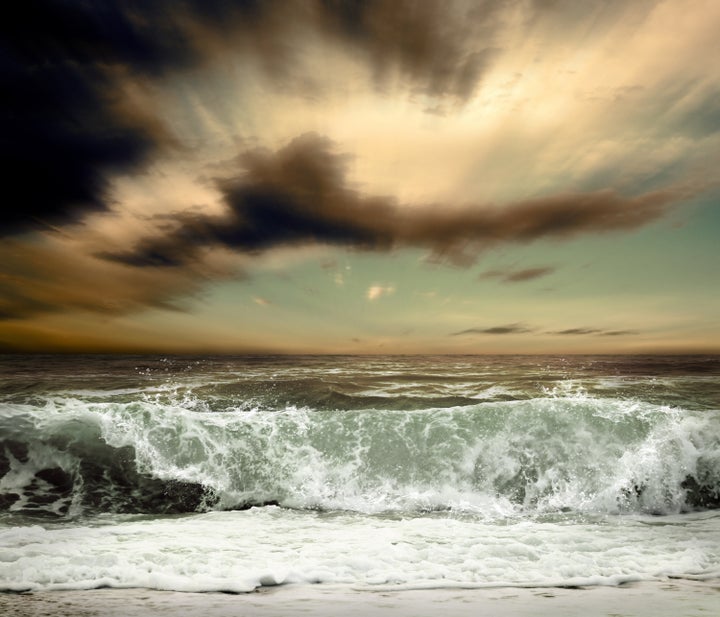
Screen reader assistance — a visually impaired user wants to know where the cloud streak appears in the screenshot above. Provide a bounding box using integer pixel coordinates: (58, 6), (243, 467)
(550, 328), (639, 336)
(102, 133), (693, 269)
(0, 238), (237, 322)
(479, 266), (556, 283)
(553, 328), (602, 336)
(452, 324), (533, 336)
(452, 324), (640, 337)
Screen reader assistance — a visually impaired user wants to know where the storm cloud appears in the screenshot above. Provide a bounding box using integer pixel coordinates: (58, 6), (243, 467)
(102, 133), (690, 268)
(1, 0), (201, 232)
(0, 0), (507, 234)
(316, 0), (503, 101)
(0, 0), (287, 233)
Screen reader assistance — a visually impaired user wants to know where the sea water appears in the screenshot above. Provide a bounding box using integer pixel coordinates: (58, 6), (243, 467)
(0, 355), (718, 593)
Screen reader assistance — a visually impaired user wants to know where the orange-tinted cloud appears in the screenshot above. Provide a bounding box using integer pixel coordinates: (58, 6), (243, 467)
(0, 238), (238, 321)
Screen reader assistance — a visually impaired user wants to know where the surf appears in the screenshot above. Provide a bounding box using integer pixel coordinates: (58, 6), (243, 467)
(2, 395), (718, 518)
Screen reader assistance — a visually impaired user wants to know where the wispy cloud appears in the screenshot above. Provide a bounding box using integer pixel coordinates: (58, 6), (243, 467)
(479, 266), (556, 283)
(553, 328), (602, 335)
(0, 238), (233, 321)
(550, 328), (638, 336)
(451, 323), (533, 336)
(451, 324), (640, 337)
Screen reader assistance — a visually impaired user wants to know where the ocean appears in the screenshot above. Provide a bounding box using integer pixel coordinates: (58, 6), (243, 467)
(1, 354), (719, 613)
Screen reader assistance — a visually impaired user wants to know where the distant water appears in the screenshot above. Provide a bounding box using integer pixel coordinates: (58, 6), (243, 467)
(1, 354), (718, 592)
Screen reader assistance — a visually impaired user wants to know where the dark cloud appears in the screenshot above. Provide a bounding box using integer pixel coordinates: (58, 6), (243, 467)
(100, 133), (395, 266)
(479, 266), (556, 283)
(3, 0), (689, 241)
(0, 0), (223, 233)
(553, 328), (602, 335)
(451, 324), (640, 337)
(599, 330), (639, 336)
(551, 328), (638, 336)
(103, 133), (690, 268)
(399, 184), (689, 266)
(317, 0), (503, 101)
(451, 324), (533, 336)
(0, 0), (508, 235)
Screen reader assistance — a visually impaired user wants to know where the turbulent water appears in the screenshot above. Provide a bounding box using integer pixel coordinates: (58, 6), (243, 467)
(1, 354), (719, 592)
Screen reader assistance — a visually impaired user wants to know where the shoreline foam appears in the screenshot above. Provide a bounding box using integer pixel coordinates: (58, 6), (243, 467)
(2, 580), (719, 617)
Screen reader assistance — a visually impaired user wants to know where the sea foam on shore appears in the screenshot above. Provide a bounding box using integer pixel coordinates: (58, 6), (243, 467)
(2, 580), (720, 617)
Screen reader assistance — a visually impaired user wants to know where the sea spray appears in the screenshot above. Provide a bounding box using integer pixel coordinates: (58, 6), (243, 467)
(2, 395), (718, 517)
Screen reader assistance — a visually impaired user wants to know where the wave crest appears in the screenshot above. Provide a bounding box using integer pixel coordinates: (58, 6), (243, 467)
(1, 397), (718, 518)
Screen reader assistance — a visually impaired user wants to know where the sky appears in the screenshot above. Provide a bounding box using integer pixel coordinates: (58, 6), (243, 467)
(1, 0), (719, 354)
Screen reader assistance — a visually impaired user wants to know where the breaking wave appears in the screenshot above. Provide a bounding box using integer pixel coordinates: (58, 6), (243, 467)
(2, 395), (718, 518)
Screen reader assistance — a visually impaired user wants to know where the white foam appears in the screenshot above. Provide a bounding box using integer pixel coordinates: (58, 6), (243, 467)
(2, 395), (719, 516)
(1, 508), (718, 592)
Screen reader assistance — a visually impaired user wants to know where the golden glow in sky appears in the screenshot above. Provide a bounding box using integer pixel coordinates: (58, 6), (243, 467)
(1, 0), (719, 353)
